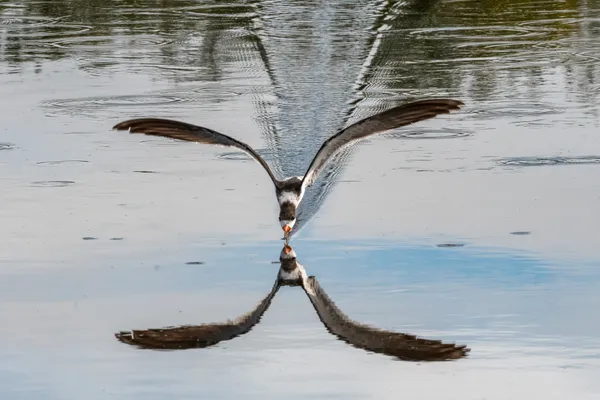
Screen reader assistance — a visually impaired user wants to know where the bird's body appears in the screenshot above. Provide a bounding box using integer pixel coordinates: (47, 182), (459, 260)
(113, 99), (464, 237)
(275, 176), (305, 231)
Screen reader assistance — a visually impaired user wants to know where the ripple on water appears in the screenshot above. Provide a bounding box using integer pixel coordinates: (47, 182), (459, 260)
(30, 181), (75, 188)
(218, 151), (254, 161)
(9, 25), (92, 39)
(0, 143), (15, 151)
(393, 127), (472, 140)
(436, 243), (466, 248)
(0, 15), (61, 27)
(499, 156), (600, 167)
(180, 3), (255, 12)
(178, 2), (256, 19)
(146, 64), (208, 74)
(37, 160), (88, 165)
(47, 35), (114, 48)
(184, 10), (256, 19)
(404, 25), (553, 41)
(42, 94), (189, 112)
(0, 16), (93, 39)
(472, 102), (562, 119)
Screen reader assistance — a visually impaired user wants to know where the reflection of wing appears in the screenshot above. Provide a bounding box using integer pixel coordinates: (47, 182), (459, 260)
(301, 99), (464, 189)
(302, 276), (469, 361)
(115, 281), (280, 350)
(113, 118), (280, 185)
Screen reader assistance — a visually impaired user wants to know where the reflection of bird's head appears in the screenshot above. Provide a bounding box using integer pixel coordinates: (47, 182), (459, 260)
(278, 244), (305, 286)
(279, 244), (296, 261)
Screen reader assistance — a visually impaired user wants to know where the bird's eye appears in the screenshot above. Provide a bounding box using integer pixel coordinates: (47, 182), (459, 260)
(291, 217), (296, 221)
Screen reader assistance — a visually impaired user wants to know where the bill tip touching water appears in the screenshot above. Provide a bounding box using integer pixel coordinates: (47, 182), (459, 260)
(116, 244), (469, 361)
(112, 98), (464, 239)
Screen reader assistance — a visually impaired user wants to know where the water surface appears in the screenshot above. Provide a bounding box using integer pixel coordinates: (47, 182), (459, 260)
(1, 0), (600, 398)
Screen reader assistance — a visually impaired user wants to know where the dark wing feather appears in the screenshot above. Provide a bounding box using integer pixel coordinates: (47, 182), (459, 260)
(113, 118), (280, 186)
(303, 276), (469, 361)
(115, 280), (280, 350)
(301, 99), (464, 188)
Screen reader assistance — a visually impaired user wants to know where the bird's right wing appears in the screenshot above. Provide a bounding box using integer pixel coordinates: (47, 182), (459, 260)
(115, 280), (281, 350)
(302, 276), (469, 361)
(301, 99), (464, 189)
(113, 118), (281, 186)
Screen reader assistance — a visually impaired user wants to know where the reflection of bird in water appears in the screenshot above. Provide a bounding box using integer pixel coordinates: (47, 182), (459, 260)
(116, 244), (469, 361)
(113, 99), (464, 240)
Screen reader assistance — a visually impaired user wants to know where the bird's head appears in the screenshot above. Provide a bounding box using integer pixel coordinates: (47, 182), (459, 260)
(279, 202), (296, 237)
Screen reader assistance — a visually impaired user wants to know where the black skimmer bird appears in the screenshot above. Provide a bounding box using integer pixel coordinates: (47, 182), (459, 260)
(116, 244), (469, 361)
(113, 99), (463, 238)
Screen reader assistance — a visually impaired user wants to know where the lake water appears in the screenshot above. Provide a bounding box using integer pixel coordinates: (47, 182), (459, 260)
(1, 0), (600, 398)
